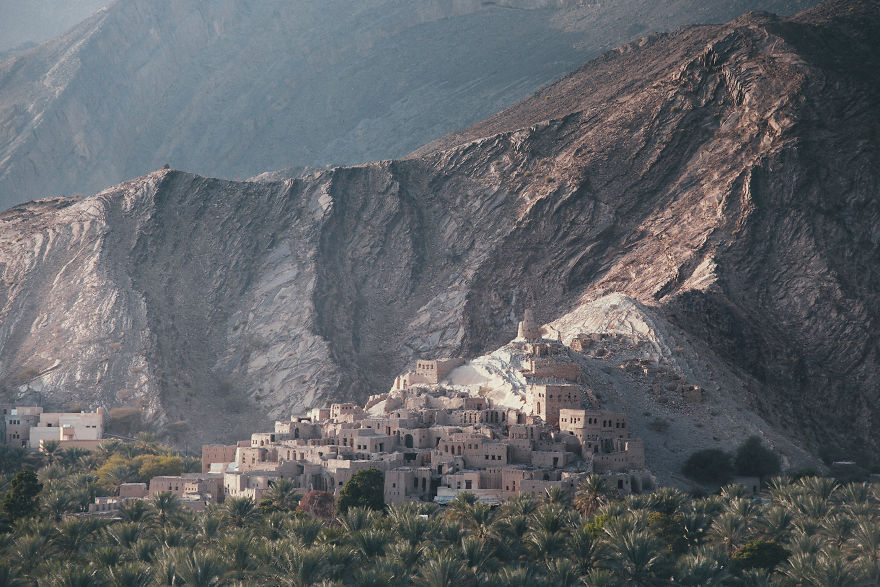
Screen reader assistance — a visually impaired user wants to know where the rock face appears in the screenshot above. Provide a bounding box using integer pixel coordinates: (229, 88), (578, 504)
(0, 0), (819, 208)
(0, 1), (877, 459)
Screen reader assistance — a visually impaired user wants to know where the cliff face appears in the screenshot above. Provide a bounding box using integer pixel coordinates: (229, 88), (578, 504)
(0, 0), (877, 456)
(0, 0), (819, 208)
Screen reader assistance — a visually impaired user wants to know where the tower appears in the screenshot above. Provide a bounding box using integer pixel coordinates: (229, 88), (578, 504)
(517, 309), (541, 340)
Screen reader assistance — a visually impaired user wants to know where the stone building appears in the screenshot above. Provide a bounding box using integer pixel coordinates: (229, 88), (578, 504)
(527, 383), (581, 427)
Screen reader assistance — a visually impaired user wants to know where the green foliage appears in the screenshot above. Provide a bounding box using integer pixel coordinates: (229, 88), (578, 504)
(0, 445), (35, 476)
(731, 539), (790, 573)
(336, 468), (384, 514)
(735, 436), (781, 478)
(0, 437), (875, 587)
(1, 470), (42, 523)
(682, 448), (734, 485)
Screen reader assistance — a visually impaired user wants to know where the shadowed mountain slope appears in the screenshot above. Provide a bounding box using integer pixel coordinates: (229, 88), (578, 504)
(0, 0), (819, 208)
(0, 0), (876, 460)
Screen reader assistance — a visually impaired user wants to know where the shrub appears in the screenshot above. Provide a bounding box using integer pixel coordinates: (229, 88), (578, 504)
(734, 437), (780, 478)
(682, 448), (733, 485)
(337, 468), (384, 514)
(297, 490), (335, 520)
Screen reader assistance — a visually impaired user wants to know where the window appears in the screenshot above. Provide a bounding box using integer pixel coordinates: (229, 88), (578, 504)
(465, 480), (472, 490)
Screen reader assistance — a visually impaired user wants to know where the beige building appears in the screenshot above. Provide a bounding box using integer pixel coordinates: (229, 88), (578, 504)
(527, 384), (581, 426)
(4, 406), (43, 447)
(29, 408), (104, 448)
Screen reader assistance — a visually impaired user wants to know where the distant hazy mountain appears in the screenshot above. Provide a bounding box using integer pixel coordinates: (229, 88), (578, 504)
(0, 1), (876, 464)
(0, 0), (108, 54)
(0, 0), (818, 208)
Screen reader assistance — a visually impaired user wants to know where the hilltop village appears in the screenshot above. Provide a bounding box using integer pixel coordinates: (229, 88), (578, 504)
(191, 310), (653, 509)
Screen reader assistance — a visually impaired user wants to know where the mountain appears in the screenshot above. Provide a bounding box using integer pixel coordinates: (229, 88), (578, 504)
(0, 0), (820, 209)
(0, 0), (877, 465)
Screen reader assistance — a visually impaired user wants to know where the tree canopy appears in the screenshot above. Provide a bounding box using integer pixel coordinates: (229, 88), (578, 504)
(682, 448), (734, 485)
(735, 436), (781, 478)
(336, 468), (385, 513)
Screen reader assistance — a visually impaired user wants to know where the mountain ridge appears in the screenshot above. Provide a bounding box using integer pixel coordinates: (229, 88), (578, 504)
(0, 0), (877, 465)
(0, 0), (820, 208)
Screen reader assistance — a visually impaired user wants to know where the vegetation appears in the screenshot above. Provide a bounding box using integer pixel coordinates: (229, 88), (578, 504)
(336, 468), (385, 514)
(682, 448), (734, 484)
(684, 437), (783, 486)
(0, 438), (876, 585)
(735, 436), (782, 479)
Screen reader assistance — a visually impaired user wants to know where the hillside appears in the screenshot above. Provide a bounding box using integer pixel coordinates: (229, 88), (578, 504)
(0, 0), (877, 466)
(0, 0), (819, 208)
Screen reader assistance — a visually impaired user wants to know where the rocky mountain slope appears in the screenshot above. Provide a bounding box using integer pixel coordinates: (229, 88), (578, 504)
(0, 0), (819, 208)
(0, 1), (877, 463)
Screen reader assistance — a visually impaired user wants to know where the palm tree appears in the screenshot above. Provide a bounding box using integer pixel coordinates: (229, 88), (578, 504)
(351, 528), (390, 559)
(460, 535), (497, 575)
(526, 528), (566, 562)
(575, 475), (611, 516)
(783, 547), (856, 587)
(545, 558), (580, 586)
(107, 521), (142, 549)
(674, 547), (732, 586)
(288, 516), (324, 547)
(543, 486), (570, 505)
(757, 505), (792, 542)
(597, 530), (668, 586)
(678, 508), (711, 548)
(118, 500), (156, 525)
(386, 540), (424, 573)
(270, 543), (329, 586)
(13, 532), (50, 574)
(708, 511), (747, 554)
(37, 561), (104, 587)
(58, 448), (91, 468)
(0, 563), (26, 587)
(417, 550), (473, 587)
(499, 493), (539, 518)
(221, 496), (259, 529)
(131, 539), (159, 564)
(198, 515), (222, 542)
(43, 488), (75, 522)
(530, 503), (568, 535)
(491, 512), (529, 562)
(52, 518), (106, 557)
(265, 478), (301, 511)
(106, 562), (154, 587)
(848, 516), (880, 563)
(41, 441), (63, 467)
(568, 523), (596, 574)
(150, 492), (183, 526)
(448, 500), (495, 540)
(337, 505), (376, 533)
(220, 533), (258, 578)
(820, 514), (856, 548)
(175, 550), (229, 587)
(797, 476), (839, 501)
(482, 565), (540, 587)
